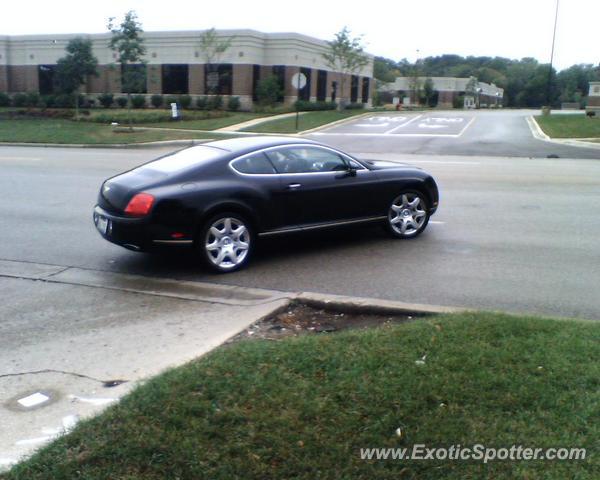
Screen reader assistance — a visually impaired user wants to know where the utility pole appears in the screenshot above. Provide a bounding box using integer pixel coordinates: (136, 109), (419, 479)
(546, 0), (560, 110)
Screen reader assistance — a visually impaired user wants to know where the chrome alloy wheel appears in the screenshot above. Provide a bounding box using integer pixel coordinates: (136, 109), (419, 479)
(388, 193), (428, 237)
(204, 217), (251, 270)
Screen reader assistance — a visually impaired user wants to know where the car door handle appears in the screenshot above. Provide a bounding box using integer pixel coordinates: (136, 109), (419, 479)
(287, 183), (302, 190)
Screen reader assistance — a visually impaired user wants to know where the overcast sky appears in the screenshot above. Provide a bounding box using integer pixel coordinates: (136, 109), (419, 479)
(2, 0), (597, 71)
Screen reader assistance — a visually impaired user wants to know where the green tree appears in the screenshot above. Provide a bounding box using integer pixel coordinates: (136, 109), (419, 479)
(423, 77), (435, 106)
(255, 76), (282, 107)
(323, 27), (369, 110)
(54, 37), (98, 120)
(108, 10), (146, 129)
(199, 28), (233, 95)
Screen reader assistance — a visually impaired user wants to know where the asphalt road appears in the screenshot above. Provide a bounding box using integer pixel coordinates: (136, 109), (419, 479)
(308, 109), (600, 159)
(1, 138), (599, 320)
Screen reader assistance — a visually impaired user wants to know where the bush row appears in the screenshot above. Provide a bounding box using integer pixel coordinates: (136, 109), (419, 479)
(0, 92), (241, 111)
(292, 100), (365, 111)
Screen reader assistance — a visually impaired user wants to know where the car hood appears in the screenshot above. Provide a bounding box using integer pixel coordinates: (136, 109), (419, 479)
(361, 159), (421, 170)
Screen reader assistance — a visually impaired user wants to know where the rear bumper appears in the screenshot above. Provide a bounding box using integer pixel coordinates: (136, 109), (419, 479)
(93, 205), (195, 251)
(93, 206), (151, 251)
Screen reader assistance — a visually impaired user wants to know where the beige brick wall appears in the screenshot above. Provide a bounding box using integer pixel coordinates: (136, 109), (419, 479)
(8, 65), (38, 92)
(232, 64), (253, 96)
(147, 65), (162, 95)
(189, 65), (204, 95)
(0, 65), (7, 92)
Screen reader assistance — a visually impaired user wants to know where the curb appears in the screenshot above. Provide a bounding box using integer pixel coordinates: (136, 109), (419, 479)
(527, 116), (600, 151)
(0, 139), (214, 149)
(299, 111), (373, 135)
(0, 259), (463, 317)
(295, 291), (466, 316)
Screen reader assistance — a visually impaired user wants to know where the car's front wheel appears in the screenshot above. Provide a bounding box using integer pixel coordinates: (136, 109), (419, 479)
(199, 213), (253, 272)
(386, 191), (430, 238)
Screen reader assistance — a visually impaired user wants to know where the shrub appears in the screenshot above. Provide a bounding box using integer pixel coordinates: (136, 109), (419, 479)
(41, 95), (56, 108)
(344, 102), (364, 110)
(0, 92), (10, 107)
(196, 96), (208, 110)
(12, 93), (27, 107)
(54, 94), (75, 108)
(294, 100), (337, 111)
(208, 95), (223, 110)
(164, 95), (178, 107)
(227, 96), (241, 111)
(453, 94), (465, 109)
(179, 95), (192, 109)
(98, 93), (114, 108)
(116, 96), (128, 108)
(256, 75), (282, 106)
(25, 92), (40, 107)
(150, 94), (163, 108)
(131, 95), (146, 109)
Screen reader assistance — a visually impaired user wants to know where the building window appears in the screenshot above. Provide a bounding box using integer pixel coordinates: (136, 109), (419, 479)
(121, 64), (147, 94)
(299, 67), (311, 101)
(272, 65), (285, 102)
(361, 77), (370, 103)
(317, 70), (327, 101)
(252, 65), (261, 101)
(38, 65), (56, 95)
(350, 75), (359, 103)
(162, 64), (189, 94)
(205, 63), (232, 95)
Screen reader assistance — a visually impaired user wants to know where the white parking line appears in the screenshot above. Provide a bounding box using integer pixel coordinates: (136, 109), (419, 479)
(429, 221), (445, 225)
(456, 116), (476, 138)
(384, 114), (423, 134)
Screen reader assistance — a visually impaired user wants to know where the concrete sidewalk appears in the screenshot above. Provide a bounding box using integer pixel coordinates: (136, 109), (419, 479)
(215, 111), (305, 132)
(0, 259), (289, 470)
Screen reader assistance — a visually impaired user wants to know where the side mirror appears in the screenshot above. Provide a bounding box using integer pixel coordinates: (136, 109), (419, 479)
(347, 167), (357, 177)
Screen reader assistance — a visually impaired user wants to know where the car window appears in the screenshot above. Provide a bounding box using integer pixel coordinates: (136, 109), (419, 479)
(265, 147), (349, 174)
(231, 153), (276, 174)
(140, 146), (223, 174)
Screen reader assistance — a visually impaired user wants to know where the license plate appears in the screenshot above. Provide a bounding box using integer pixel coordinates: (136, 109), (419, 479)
(96, 215), (109, 235)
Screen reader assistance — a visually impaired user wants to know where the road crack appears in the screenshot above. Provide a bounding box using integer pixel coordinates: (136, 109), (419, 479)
(0, 369), (127, 387)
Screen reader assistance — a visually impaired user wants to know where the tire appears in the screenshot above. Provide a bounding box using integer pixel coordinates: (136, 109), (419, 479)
(198, 212), (253, 273)
(385, 191), (430, 239)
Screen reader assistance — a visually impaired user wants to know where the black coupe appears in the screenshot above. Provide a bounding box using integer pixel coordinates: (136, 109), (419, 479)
(93, 136), (439, 272)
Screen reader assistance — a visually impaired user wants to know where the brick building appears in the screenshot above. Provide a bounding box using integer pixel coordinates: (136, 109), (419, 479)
(0, 29), (374, 110)
(380, 76), (504, 108)
(587, 81), (600, 112)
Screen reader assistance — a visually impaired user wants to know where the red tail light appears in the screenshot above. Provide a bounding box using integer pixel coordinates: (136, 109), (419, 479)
(124, 193), (155, 217)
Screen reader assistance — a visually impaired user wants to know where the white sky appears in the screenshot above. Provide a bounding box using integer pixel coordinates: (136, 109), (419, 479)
(2, 0), (598, 71)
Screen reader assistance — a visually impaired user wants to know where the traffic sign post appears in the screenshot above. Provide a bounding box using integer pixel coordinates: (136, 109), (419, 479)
(291, 72), (307, 131)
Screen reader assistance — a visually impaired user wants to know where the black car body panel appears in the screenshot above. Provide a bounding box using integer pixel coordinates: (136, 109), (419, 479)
(93, 136), (439, 254)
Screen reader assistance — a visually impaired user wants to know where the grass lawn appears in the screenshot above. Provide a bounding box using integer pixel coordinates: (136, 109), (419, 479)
(3, 312), (598, 480)
(0, 118), (234, 144)
(243, 110), (367, 133)
(535, 114), (600, 138)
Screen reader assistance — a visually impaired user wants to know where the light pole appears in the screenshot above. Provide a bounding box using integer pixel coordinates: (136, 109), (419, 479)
(546, 0), (560, 111)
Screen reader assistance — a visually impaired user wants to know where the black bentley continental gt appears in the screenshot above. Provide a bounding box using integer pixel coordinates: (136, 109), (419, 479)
(93, 136), (439, 272)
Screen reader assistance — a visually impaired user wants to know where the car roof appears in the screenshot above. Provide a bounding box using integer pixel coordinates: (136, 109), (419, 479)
(204, 136), (319, 154)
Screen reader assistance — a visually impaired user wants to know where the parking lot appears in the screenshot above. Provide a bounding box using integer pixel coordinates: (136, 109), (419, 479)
(318, 112), (475, 137)
(310, 109), (600, 159)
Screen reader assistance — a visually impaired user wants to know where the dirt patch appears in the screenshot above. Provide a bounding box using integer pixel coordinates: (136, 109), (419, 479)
(228, 303), (416, 343)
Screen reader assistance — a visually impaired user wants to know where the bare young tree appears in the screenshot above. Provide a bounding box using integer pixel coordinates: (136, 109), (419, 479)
(323, 27), (369, 110)
(199, 28), (233, 95)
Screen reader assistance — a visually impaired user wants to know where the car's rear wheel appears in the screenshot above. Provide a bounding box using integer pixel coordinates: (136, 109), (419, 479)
(386, 191), (430, 238)
(199, 213), (253, 272)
